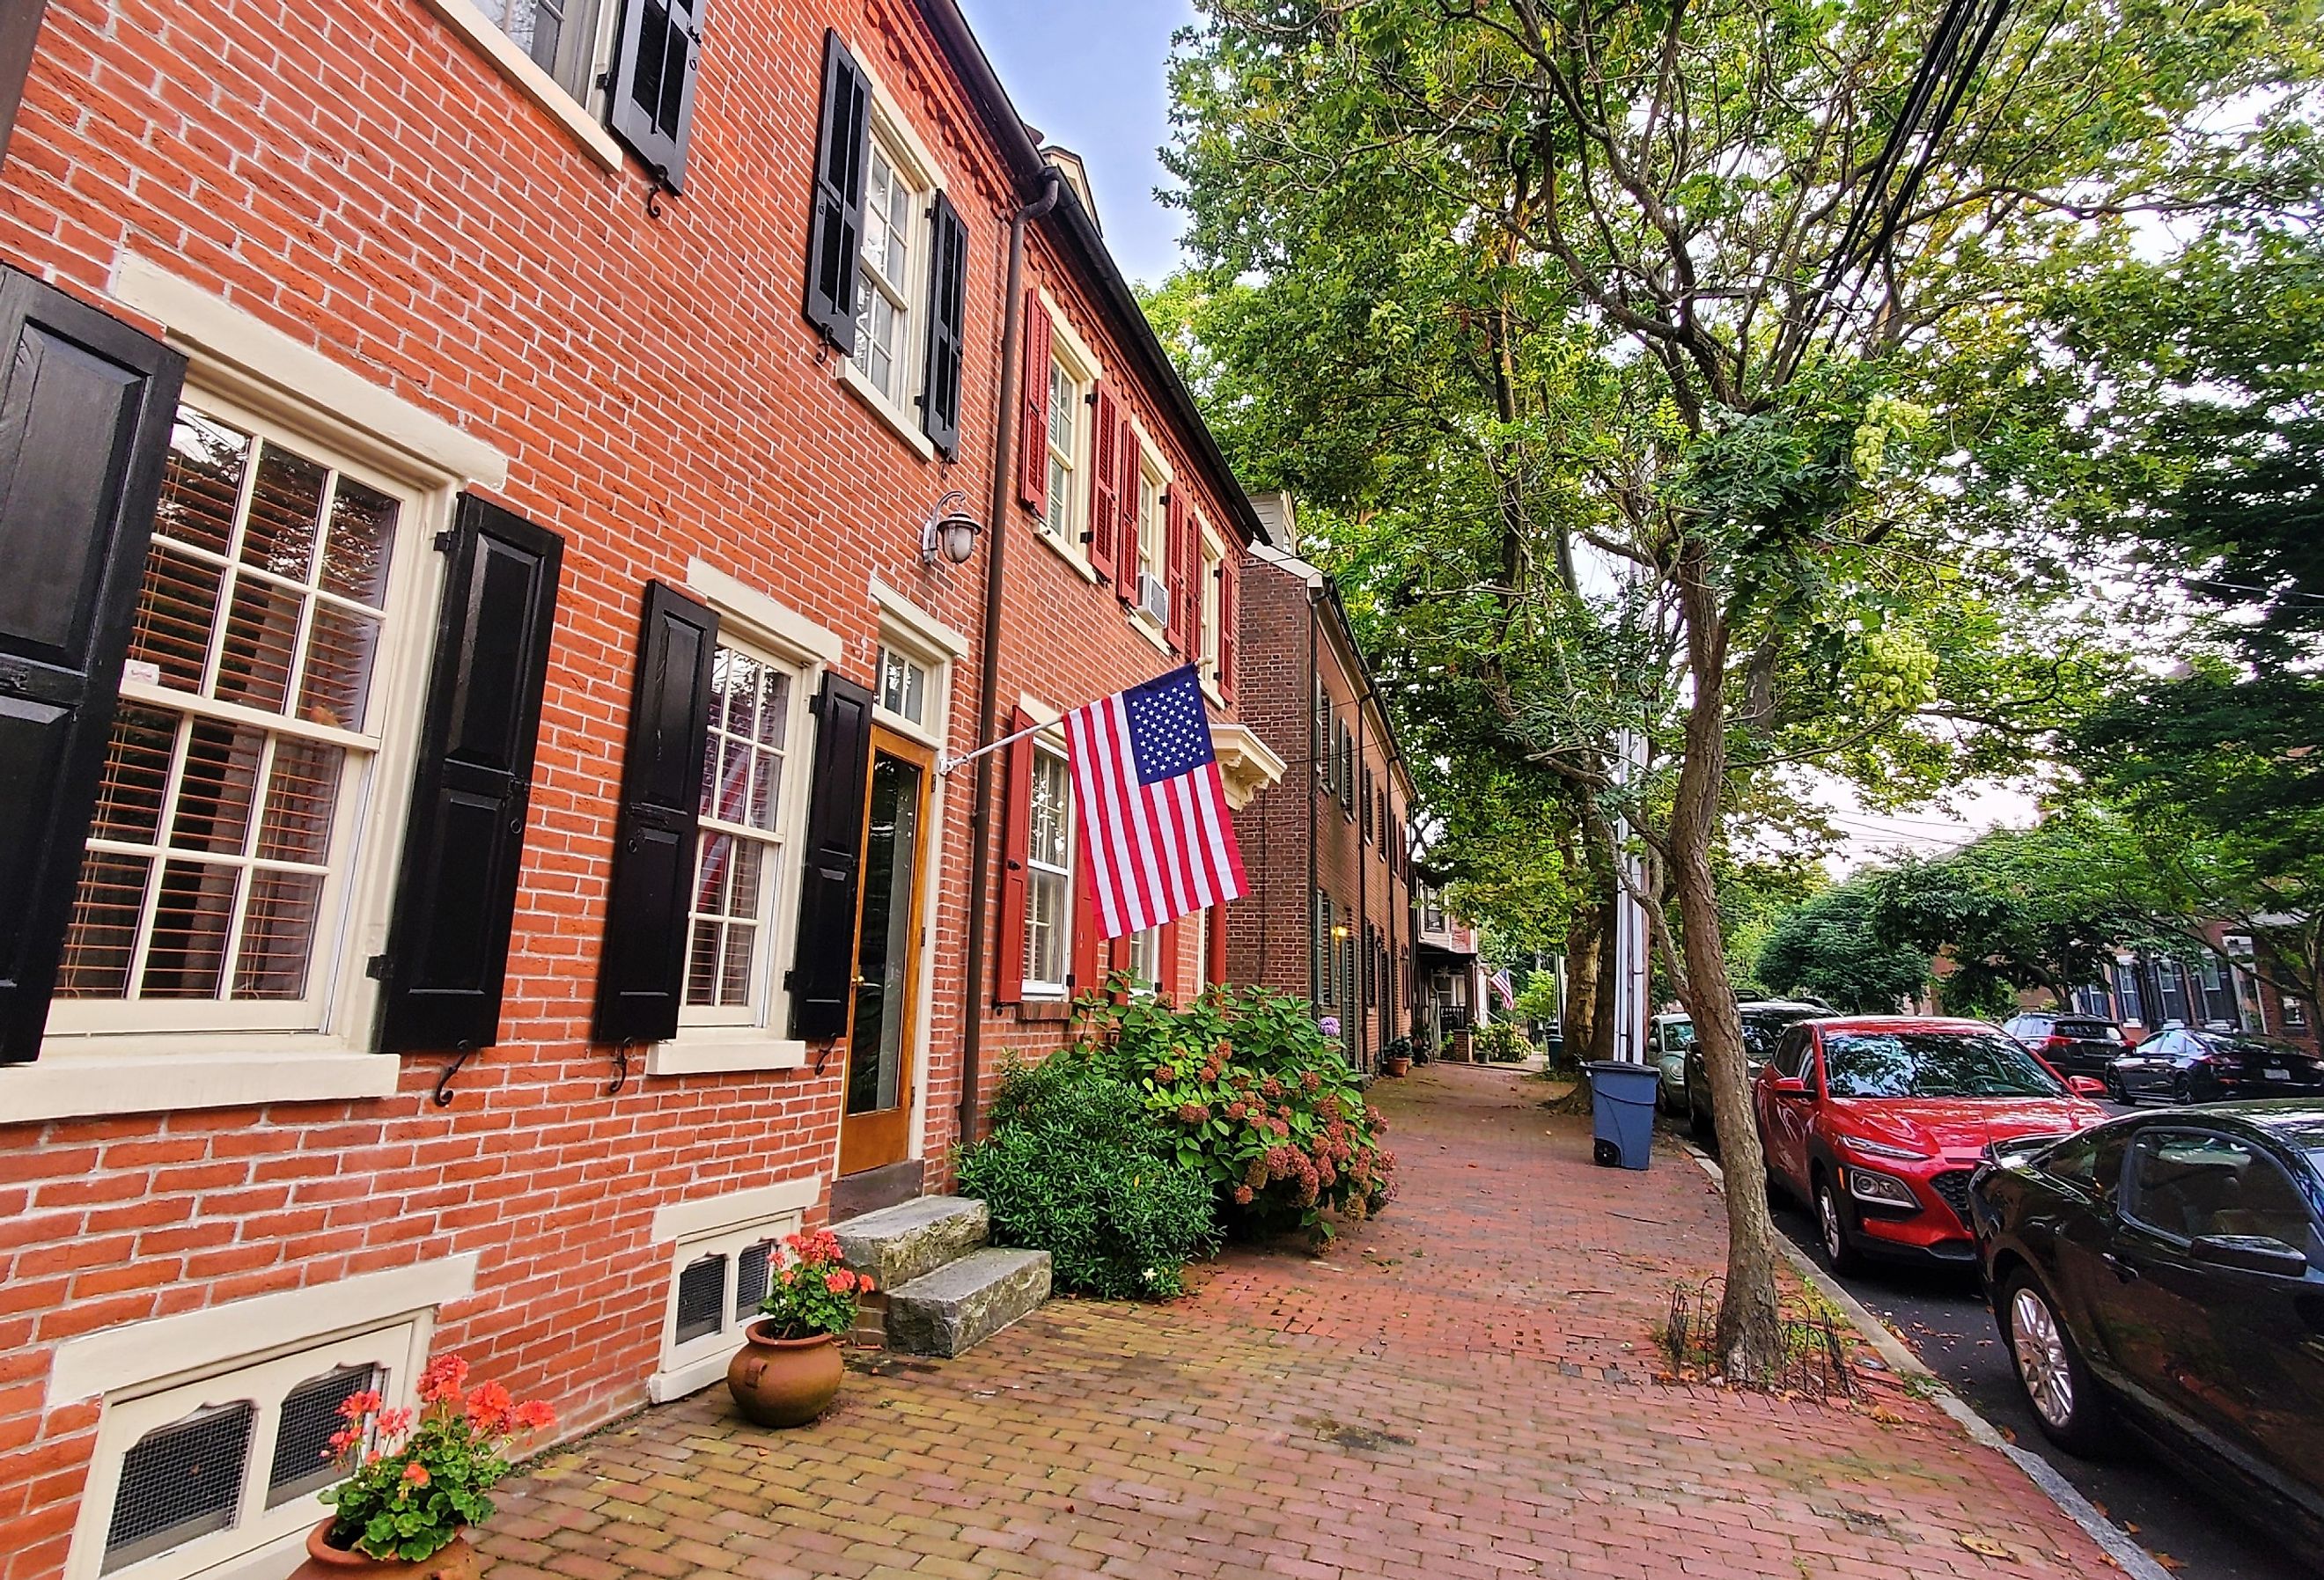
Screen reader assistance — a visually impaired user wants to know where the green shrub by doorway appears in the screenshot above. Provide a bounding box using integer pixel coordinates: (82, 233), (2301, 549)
(955, 1055), (1219, 1299)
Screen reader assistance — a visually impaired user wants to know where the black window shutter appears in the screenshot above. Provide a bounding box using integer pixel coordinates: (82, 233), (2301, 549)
(802, 29), (870, 351)
(374, 496), (563, 1055)
(920, 190), (968, 457)
(592, 582), (719, 1044)
(785, 671), (873, 1040)
(607, 0), (706, 192)
(0, 268), (187, 1065)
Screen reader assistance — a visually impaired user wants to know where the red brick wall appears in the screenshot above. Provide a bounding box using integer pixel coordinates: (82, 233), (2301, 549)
(0, 0), (1247, 1572)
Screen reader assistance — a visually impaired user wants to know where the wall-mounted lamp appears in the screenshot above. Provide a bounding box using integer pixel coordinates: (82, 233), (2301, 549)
(919, 489), (984, 568)
(1331, 924), (1351, 940)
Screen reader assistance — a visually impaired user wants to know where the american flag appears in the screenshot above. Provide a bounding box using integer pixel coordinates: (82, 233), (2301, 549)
(1064, 666), (1247, 940)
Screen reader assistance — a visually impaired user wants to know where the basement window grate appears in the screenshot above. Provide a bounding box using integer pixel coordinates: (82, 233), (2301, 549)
(734, 1239), (774, 1321)
(105, 1400), (255, 1572)
(266, 1364), (379, 1508)
(674, 1252), (727, 1344)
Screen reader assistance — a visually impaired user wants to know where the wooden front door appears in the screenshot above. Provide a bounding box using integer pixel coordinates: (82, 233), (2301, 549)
(836, 729), (932, 1177)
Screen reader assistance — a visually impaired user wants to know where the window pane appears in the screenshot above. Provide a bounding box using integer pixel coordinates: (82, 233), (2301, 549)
(2132, 1133), (2313, 1244)
(129, 543), (224, 692)
(266, 1363), (378, 1508)
(756, 671), (790, 749)
(321, 477), (398, 606)
(212, 576), (303, 713)
(254, 739), (343, 865)
(1026, 871), (1064, 987)
(235, 869), (323, 1000)
(674, 1253), (726, 1344)
(298, 604), (381, 732)
(167, 719), (266, 857)
(104, 1400), (254, 1573)
(239, 443), (327, 583)
(58, 852), (150, 997)
(156, 411), (248, 555)
(735, 1239), (774, 1320)
(141, 860), (237, 998)
(685, 918), (721, 1007)
(723, 650), (761, 739)
(89, 705), (178, 844)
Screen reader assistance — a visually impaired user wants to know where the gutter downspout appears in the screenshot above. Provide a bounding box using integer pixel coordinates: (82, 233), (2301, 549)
(1356, 686), (1367, 1069)
(1306, 587), (1320, 1007)
(957, 168), (1063, 1155)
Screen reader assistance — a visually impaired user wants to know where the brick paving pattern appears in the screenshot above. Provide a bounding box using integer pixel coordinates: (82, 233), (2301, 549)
(477, 1064), (2113, 1578)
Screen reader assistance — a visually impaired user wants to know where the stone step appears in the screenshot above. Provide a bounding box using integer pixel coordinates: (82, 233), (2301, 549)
(832, 1194), (989, 1292)
(885, 1247), (1052, 1358)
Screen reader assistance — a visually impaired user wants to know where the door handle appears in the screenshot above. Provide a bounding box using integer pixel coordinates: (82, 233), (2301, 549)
(2104, 1252), (2139, 1283)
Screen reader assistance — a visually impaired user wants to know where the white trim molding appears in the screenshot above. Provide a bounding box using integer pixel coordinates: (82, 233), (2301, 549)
(686, 558), (847, 668)
(107, 258), (510, 489)
(644, 1036), (809, 1077)
(1210, 721), (1288, 812)
(649, 1176), (821, 1245)
(871, 581), (970, 658)
(412, 0), (627, 172)
(48, 1253), (480, 1407)
(1, 1052), (402, 1128)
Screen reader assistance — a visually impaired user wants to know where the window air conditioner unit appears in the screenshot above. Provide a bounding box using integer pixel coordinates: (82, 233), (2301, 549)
(1136, 571), (1171, 627)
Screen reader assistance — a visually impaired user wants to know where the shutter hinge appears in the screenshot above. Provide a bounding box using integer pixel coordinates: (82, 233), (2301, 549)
(366, 953), (392, 981)
(783, 968), (797, 991)
(432, 529), (457, 554)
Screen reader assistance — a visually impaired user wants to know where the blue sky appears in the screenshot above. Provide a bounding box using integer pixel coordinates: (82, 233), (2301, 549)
(956, 0), (1199, 287)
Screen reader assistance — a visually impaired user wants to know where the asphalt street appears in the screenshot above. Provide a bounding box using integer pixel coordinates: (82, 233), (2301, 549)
(1759, 1167), (2319, 1580)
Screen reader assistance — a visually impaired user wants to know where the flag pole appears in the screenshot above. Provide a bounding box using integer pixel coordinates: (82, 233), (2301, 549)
(937, 665), (1200, 777)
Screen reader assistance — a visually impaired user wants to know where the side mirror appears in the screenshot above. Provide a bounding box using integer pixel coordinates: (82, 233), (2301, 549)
(2068, 1077), (2108, 1099)
(1770, 1076), (1809, 1098)
(2190, 1234), (2311, 1278)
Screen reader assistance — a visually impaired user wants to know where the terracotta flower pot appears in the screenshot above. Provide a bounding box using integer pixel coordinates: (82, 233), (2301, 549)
(289, 1520), (478, 1580)
(1383, 1055), (1411, 1077)
(726, 1321), (843, 1427)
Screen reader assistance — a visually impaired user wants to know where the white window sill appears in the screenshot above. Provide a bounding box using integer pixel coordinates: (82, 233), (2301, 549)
(651, 1341), (746, 1403)
(1202, 675), (1224, 709)
(646, 1036), (810, 1077)
(416, 0), (626, 173)
(1031, 521), (1099, 582)
(834, 356), (938, 460)
(2, 1050), (401, 1125)
(1021, 987), (1070, 1003)
(1129, 611), (1172, 655)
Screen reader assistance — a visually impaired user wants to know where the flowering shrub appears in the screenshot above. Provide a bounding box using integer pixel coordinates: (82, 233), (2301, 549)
(1077, 983), (1395, 1241)
(958, 1055), (1218, 1299)
(320, 1355), (554, 1561)
(755, 1228), (875, 1339)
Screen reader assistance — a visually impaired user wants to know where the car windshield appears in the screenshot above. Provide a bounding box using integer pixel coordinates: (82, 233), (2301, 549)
(1739, 1010), (1818, 1058)
(1661, 1020), (1696, 1047)
(1821, 1031), (2069, 1099)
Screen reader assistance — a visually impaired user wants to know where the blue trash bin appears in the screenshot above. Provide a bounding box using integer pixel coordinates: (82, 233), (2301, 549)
(1583, 1061), (1658, 1171)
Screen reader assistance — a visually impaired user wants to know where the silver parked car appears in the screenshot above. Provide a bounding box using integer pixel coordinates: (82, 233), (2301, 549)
(1652, 1014), (1696, 1113)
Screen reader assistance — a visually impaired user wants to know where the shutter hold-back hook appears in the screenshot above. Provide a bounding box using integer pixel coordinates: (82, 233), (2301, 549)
(432, 1044), (478, 1106)
(606, 1040), (635, 1098)
(644, 165), (675, 220)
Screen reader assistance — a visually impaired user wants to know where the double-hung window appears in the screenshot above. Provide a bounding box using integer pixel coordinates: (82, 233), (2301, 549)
(1043, 358), (1080, 544)
(682, 639), (806, 1024)
(1136, 467), (1166, 617)
(474, 0), (606, 102)
(1023, 743), (1073, 995)
(850, 140), (921, 407)
(1128, 926), (1162, 997)
(1199, 536), (1223, 687)
(54, 401), (420, 1037)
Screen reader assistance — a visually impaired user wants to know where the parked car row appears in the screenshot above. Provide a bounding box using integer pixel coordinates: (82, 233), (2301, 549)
(2001, 1010), (2324, 1102)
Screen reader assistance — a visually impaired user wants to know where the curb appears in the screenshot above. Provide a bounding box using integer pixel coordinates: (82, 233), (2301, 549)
(1681, 1143), (2170, 1580)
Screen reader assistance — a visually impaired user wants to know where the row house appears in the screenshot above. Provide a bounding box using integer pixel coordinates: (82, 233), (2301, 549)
(1412, 871), (1488, 1055)
(0, 1), (1282, 1576)
(1226, 495), (1414, 1072)
(2063, 926), (2319, 1055)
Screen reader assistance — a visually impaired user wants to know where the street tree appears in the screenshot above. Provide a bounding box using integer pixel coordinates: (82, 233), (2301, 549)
(1159, 0), (2313, 1376)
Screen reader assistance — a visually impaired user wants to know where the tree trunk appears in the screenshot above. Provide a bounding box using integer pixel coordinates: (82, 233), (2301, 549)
(1564, 901), (1601, 1063)
(1589, 893), (1621, 1062)
(1669, 545), (1788, 1381)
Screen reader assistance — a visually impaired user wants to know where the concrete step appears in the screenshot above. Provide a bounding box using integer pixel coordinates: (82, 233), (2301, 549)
(885, 1247), (1052, 1358)
(832, 1194), (989, 1292)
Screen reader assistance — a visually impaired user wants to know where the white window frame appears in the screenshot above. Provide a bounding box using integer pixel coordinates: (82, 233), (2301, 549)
(678, 630), (813, 1032)
(63, 1310), (434, 1580)
(1022, 736), (1075, 999)
(1031, 296), (1102, 579)
(1127, 926), (1162, 998)
(648, 1179), (817, 1400)
(410, 0), (625, 169)
(9, 336), (478, 1123)
(1198, 523), (1225, 701)
(833, 62), (947, 457)
(645, 562), (842, 1078)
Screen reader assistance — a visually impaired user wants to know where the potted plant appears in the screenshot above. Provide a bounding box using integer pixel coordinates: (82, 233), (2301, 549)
(725, 1228), (873, 1427)
(293, 1355), (553, 1578)
(1380, 1036), (1413, 1078)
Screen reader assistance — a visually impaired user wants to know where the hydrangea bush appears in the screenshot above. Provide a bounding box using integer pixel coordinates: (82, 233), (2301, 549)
(320, 1355), (554, 1561)
(1076, 983), (1395, 1241)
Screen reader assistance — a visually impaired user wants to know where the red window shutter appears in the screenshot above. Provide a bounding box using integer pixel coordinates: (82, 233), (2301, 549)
(1070, 841), (1101, 1000)
(1116, 416), (1141, 607)
(1164, 486), (1189, 651)
(1089, 383), (1119, 577)
(1207, 903), (1229, 987)
(1217, 548), (1240, 703)
(1107, 932), (1132, 1004)
(1017, 295), (1050, 515)
(994, 706), (1035, 1005)
(1158, 916), (1180, 1002)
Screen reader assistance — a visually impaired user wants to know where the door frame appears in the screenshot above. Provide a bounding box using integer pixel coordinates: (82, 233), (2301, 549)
(835, 725), (936, 1179)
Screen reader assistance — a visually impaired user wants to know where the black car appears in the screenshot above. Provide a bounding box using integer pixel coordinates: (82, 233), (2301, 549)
(1683, 999), (1828, 1139)
(1967, 1104), (2324, 1559)
(2000, 1011), (2129, 1079)
(2107, 1026), (2324, 1104)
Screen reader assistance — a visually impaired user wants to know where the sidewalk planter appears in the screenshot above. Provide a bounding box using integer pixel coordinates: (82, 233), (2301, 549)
(1383, 1054), (1411, 1077)
(1583, 1061), (1658, 1171)
(726, 1324), (845, 1427)
(290, 1522), (477, 1580)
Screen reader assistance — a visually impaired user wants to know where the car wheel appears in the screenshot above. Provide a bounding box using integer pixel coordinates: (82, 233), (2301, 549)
(2001, 1269), (2110, 1455)
(2173, 1072), (2195, 1106)
(1813, 1172), (1861, 1275)
(2102, 1069), (2127, 1103)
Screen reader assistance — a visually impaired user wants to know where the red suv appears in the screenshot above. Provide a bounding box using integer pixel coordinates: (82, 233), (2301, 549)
(1754, 1017), (2110, 1271)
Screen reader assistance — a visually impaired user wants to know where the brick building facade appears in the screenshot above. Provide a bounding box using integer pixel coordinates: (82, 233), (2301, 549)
(1225, 495), (1416, 1072)
(0, 3), (1283, 1576)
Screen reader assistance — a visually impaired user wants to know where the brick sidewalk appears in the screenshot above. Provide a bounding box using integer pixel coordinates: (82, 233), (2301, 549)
(475, 1064), (2114, 1579)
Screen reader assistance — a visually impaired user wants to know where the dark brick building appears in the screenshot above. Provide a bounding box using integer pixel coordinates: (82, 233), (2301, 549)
(1226, 494), (1417, 1070)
